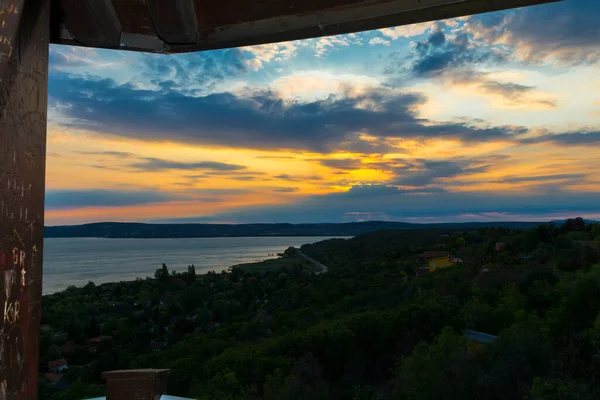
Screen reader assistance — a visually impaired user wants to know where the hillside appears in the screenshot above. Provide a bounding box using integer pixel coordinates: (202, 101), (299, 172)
(39, 218), (600, 400)
(44, 220), (544, 238)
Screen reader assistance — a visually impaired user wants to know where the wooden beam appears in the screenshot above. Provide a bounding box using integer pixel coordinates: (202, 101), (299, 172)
(60, 0), (122, 47)
(145, 0), (198, 44)
(50, 0), (560, 53)
(0, 0), (26, 83)
(0, 0), (49, 398)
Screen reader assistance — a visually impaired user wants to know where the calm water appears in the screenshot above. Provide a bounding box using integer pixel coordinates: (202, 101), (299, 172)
(42, 236), (348, 295)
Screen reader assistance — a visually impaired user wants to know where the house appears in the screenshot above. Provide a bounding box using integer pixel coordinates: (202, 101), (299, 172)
(150, 342), (165, 352)
(464, 329), (497, 356)
(59, 341), (76, 355)
(421, 250), (450, 260)
(415, 266), (430, 277)
(428, 256), (455, 273)
(44, 373), (64, 383)
(52, 331), (68, 342)
(44, 373), (68, 390)
(495, 242), (506, 252)
(88, 335), (113, 344)
(208, 321), (221, 329)
(48, 358), (68, 373)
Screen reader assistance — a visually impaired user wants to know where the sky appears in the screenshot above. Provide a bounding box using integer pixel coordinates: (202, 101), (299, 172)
(46, 0), (600, 226)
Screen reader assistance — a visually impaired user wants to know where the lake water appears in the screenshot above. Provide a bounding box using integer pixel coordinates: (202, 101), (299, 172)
(42, 236), (349, 295)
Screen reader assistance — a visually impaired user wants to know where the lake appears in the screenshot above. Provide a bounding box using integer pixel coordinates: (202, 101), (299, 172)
(42, 236), (349, 294)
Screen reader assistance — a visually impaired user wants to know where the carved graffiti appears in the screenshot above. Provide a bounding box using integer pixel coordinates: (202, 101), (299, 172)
(0, 0), (48, 398)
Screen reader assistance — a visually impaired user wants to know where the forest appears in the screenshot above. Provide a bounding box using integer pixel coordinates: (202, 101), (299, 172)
(39, 218), (600, 400)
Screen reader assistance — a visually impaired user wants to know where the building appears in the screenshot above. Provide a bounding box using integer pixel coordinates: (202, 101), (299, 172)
(88, 335), (113, 344)
(495, 242), (506, 252)
(422, 251), (450, 260)
(59, 341), (76, 355)
(428, 256), (455, 273)
(151, 342), (165, 352)
(48, 359), (68, 373)
(43, 373), (68, 390)
(464, 329), (498, 356)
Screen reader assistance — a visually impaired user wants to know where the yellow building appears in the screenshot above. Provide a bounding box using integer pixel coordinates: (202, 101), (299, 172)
(428, 256), (454, 272)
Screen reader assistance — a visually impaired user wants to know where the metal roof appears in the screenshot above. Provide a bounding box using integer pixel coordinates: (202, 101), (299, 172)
(464, 329), (498, 344)
(49, 0), (560, 54)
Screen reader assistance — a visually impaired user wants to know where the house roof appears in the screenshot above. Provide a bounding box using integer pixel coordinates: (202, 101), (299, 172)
(151, 342), (164, 349)
(47, 0), (559, 54)
(88, 335), (113, 343)
(422, 251), (449, 259)
(464, 329), (498, 344)
(429, 256), (452, 262)
(60, 341), (76, 353)
(48, 359), (68, 370)
(44, 373), (64, 383)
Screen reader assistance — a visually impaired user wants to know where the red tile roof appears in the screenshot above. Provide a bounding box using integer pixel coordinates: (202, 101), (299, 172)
(60, 341), (76, 353)
(44, 373), (64, 383)
(88, 335), (113, 343)
(48, 359), (68, 370)
(422, 251), (449, 259)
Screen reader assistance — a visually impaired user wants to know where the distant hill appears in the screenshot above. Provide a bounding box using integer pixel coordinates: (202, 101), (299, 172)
(44, 220), (549, 239)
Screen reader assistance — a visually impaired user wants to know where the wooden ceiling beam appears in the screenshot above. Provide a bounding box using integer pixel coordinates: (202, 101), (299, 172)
(60, 0), (122, 47)
(51, 0), (561, 54)
(145, 0), (198, 44)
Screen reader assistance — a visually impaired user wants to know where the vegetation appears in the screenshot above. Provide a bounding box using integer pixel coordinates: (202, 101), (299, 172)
(44, 220), (543, 239)
(39, 218), (600, 400)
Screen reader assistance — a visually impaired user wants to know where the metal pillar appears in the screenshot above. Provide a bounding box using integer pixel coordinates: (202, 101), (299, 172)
(0, 0), (49, 398)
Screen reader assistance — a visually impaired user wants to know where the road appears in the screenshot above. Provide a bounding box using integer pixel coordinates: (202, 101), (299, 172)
(298, 250), (329, 275)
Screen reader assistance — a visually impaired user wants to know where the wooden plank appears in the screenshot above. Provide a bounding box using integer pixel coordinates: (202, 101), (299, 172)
(50, 0), (561, 53)
(111, 0), (155, 36)
(178, 0), (559, 53)
(0, 0), (26, 84)
(145, 0), (198, 44)
(0, 0), (49, 398)
(60, 0), (122, 47)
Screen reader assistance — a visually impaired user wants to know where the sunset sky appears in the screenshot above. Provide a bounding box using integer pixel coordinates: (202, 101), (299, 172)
(46, 0), (600, 226)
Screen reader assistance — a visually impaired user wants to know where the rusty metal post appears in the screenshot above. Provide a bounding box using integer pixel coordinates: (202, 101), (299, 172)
(102, 369), (171, 400)
(0, 0), (49, 398)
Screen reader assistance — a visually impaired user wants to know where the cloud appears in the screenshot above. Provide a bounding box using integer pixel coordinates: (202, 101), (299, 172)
(242, 42), (300, 69)
(391, 159), (489, 187)
(139, 48), (249, 94)
(405, 29), (504, 78)
(80, 151), (135, 159)
(369, 37), (391, 46)
(273, 187), (300, 193)
(478, 80), (557, 108)
(441, 71), (558, 109)
(274, 174), (299, 182)
(319, 158), (364, 170)
(493, 174), (586, 184)
(378, 21), (434, 40)
(313, 34), (362, 57)
(45, 189), (178, 209)
(49, 47), (112, 70)
(49, 72), (527, 152)
(465, 0), (600, 65)
(520, 130), (600, 146)
(171, 183), (600, 224)
(128, 157), (246, 172)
